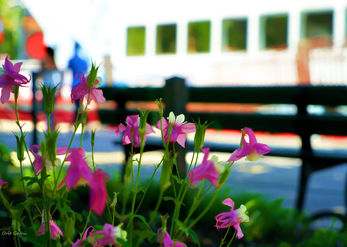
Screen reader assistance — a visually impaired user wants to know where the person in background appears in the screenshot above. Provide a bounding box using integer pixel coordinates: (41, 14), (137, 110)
(40, 46), (62, 129)
(67, 41), (88, 121)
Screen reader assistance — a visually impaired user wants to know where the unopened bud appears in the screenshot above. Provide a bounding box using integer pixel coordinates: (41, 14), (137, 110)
(15, 133), (26, 161)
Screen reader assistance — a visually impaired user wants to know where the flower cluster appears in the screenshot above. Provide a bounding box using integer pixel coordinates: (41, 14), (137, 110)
(0, 57), (272, 246)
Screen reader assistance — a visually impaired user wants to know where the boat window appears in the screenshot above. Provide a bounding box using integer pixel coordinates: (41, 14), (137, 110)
(188, 21), (211, 53)
(156, 24), (177, 54)
(260, 14), (288, 50)
(127, 26), (146, 56)
(222, 18), (247, 51)
(301, 10), (333, 42)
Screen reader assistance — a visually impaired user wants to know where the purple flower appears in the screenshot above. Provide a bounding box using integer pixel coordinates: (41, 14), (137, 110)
(37, 219), (63, 240)
(58, 148), (92, 190)
(228, 127), (271, 162)
(188, 147), (220, 187)
(115, 114), (155, 148)
(71, 73), (105, 104)
(157, 228), (186, 247)
(0, 56), (30, 103)
(30, 144), (67, 175)
(89, 169), (109, 215)
(156, 112), (195, 148)
(215, 198), (249, 239)
(0, 175), (8, 188)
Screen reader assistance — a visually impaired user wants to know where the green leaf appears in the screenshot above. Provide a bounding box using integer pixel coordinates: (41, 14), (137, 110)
(172, 175), (184, 185)
(188, 229), (201, 247)
(133, 214), (153, 232)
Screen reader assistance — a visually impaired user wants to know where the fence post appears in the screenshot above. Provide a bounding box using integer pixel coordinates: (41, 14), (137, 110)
(31, 72), (38, 146)
(164, 76), (188, 177)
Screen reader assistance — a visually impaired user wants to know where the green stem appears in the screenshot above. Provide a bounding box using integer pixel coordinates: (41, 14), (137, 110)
(226, 230), (237, 247)
(219, 226), (231, 247)
(135, 159), (163, 214)
(19, 160), (34, 226)
(148, 189), (164, 225)
(177, 188), (220, 239)
(81, 210), (92, 239)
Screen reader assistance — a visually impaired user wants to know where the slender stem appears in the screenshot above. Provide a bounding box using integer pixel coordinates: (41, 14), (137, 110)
(46, 113), (51, 133)
(81, 210), (92, 239)
(135, 159), (163, 214)
(148, 189), (164, 225)
(19, 160), (34, 225)
(91, 138), (96, 172)
(219, 226), (231, 247)
(226, 230), (237, 247)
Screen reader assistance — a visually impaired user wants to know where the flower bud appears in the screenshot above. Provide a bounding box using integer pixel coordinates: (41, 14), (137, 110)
(42, 84), (58, 116)
(159, 153), (173, 192)
(87, 63), (99, 88)
(91, 129), (96, 147)
(138, 110), (150, 143)
(44, 130), (59, 162)
(193, 120), (209, 152)
(110, 192), (118, 208)
(124, 156), (133, 185)
(115, 223), (127, 242)
(14, 133), (26, 161)
(217, 167), (231, 189)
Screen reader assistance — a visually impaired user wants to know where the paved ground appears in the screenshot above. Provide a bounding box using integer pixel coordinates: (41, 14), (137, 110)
(1, 119), (346, 225)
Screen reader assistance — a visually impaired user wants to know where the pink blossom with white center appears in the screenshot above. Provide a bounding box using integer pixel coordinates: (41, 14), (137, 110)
(228, 127), (271, 162)
(215, 198), (249, 239)
(156, 112), (195, 148)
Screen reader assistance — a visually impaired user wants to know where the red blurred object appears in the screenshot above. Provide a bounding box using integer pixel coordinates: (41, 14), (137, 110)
(0, 32), (4, 45)
(26, 32), (46, 59)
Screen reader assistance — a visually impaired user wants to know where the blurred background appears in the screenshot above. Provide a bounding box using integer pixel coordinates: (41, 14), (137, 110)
(1, 0), (347, 244)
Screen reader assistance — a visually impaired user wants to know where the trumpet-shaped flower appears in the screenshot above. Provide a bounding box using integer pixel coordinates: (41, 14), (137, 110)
(71, 73), (105, 104)
(188, 147), (220, 187)
(0, 175), (7, 187)
(30, 144), (67, 175)
(157, 228), (186, 247)
(156, 112), (195, 148)
(58, 148), (92, 190)
(115, 114), (154, 148)
(90, 223), (127, 246)
(228, 127), (271, 162)
(89, 169), (109, 215)
(0, 56), (30, 103)
(37, 220), (63, 240)
(215, 198), (249, 239)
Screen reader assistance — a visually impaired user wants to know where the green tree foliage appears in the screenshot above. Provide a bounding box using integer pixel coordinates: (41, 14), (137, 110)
(0, 0), (24, 59)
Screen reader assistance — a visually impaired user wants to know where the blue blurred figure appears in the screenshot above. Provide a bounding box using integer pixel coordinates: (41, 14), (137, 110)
(68, 41), (88, 121)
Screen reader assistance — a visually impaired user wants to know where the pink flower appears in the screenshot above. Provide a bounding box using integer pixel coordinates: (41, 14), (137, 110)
(115, 114), (155, 148)
(215, 198), (249, 239)
(156, 112), (195, 148)
(0, 56), (30, 103)
(188, 147), (220, 187)
(228, 127), (271, 162)
(37, 220), (63, 240)
(0, 175), (8, 188)
(30, 144), (67, 175)
(89, 169), (109, 215)
(58, 148), (92, 190)
(72, 226), (95, 247)
(71, 73), (105, 104)
(90, 223), (118, 246)
(157, 228), (186, 247)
